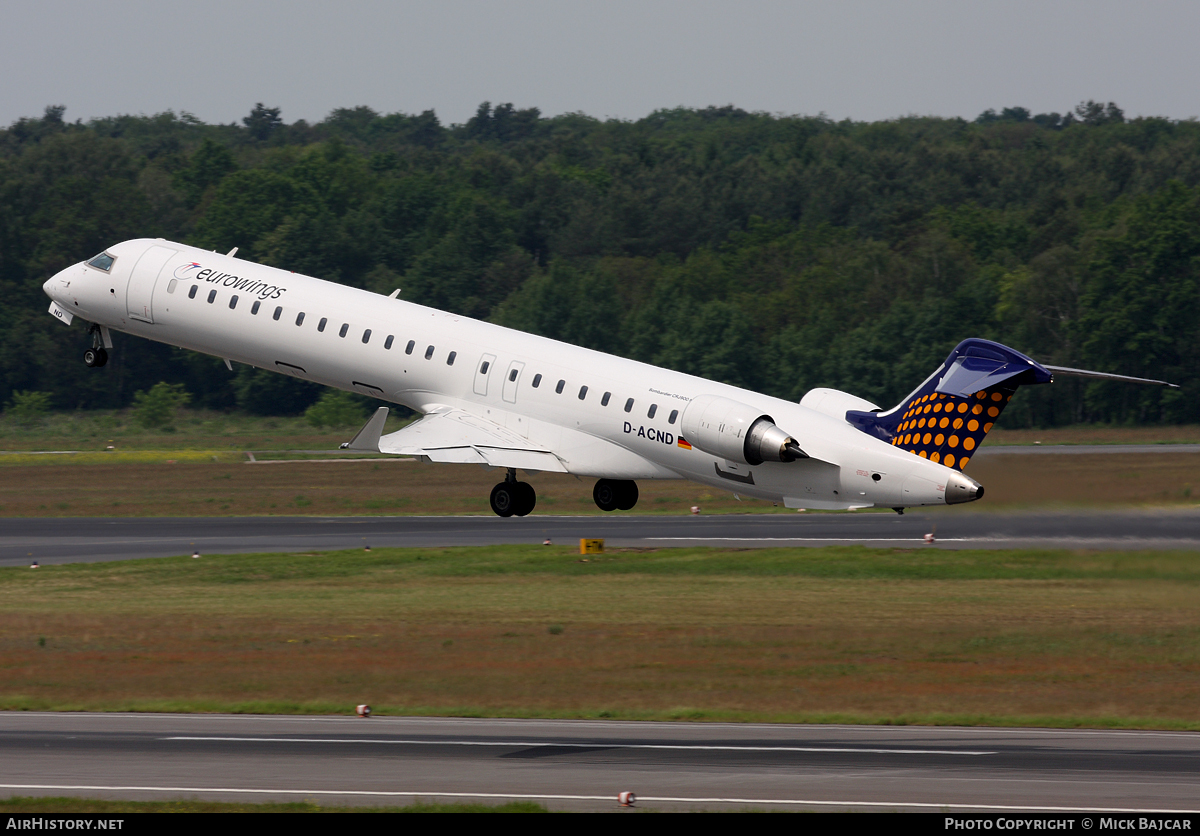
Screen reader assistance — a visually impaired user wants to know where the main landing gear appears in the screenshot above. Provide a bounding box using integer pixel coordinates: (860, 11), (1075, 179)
(489, 469), (536, 517)
(83, 324), (108, 368)
(593, 479), (638, 512)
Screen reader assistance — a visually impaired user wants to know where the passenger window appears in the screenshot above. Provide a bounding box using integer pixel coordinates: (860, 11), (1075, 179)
(480, 361), (490, 374)
(532, 374), (542, 388)
(339, 323), (349, 338)
(251, 300), (261, 315)
(167, 279), (178, 294)
(362, 329), (372, 344)
(405, 340), (415, 355)
(87, 252), (115, 272)
(424, 345), (434, 360)
(668, 409), (678, 424)
(296, 312), (305, 326)
(624, 398), (634, 413)
(207, 289), (217, 304)
(578, 385), (588, 400)
(555, 379), (565, 394)
(601, 392), (611, 406)
(447, 351), (456, 366)
(648, 404), (657, 419)
(509, 369), (518, 382)
(229, 295), (238, 310)
(273, 306), (282, 321)
(317, 317), (326, 332)
(384, 335), (394, 350)
(188, 285), (198, 299)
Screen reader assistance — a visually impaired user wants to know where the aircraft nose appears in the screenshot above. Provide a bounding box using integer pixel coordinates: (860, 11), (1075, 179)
(945, 471), (984, 504)
(42, 276), (55, 298)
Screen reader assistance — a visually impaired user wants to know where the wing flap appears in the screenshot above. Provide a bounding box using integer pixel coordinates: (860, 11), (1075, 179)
(377, 409), (568, 473)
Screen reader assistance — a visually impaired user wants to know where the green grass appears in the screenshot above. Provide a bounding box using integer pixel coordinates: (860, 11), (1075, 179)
(3, 545), (1199, 727)
(0, 407), (405, 452)
(8, 543), (1192, 585)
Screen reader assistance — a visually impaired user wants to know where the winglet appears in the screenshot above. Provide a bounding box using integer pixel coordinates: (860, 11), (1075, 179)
(343, 407), (390, 451)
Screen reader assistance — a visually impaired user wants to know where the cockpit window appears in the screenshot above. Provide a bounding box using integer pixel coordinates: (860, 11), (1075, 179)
(87, 252), (115, 272)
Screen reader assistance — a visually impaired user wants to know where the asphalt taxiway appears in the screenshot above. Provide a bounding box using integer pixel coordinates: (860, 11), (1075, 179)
(1, 713), (1196, 812)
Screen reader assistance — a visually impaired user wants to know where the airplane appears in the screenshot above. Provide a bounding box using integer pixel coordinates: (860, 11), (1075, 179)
(42, 238), (1178, 517)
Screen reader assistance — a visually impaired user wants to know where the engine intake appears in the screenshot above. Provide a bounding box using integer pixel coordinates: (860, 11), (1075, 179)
(680, 395), (807, 466)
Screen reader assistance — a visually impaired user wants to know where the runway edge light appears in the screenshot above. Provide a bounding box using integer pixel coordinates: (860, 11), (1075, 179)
(356, 704), (371, 718)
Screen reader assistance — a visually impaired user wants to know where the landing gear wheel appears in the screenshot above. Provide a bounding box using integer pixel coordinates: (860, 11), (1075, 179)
(614, 480), (639, 511)
(490, 482), (517, 517)
(513, 481), (536, 517)
(593, 479), (619, 512)
(83, 347), (108, 368)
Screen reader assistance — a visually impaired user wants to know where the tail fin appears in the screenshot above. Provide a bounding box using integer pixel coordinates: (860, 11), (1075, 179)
(845, 339), (1052, 472)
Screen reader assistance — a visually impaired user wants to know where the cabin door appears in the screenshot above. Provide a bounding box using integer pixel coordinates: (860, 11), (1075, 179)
(126, 246), (177, 323)
(502, 361), (524, 404)
(474, 354), (496, 396)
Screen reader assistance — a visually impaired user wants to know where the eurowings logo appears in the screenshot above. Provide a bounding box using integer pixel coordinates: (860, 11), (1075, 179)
(174, 262), (202, 280)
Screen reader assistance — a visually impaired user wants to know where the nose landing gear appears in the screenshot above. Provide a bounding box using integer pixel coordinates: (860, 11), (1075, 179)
(83, 324), (109, 368)
(83, 347), (107, 368)
(593, 479), (638, 512)
(489, 469), (536, 517)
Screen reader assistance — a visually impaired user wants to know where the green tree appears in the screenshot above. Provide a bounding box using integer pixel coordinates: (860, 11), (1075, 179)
(5, 390), (53, 426)
(243, 103), (283, 142)
(304, 390), (371, 428)
(1076, 181), (1200, 422)
(173, 138), (237, 207)
(132, 382), (190, 429)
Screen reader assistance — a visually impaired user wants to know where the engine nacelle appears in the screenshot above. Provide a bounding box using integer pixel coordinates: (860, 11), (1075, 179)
(680, 394), (803, 466)
(799, 387), (880, 421)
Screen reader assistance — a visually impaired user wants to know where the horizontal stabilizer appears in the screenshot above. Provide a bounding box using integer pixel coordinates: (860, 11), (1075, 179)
(378, 408), (568, 473)
(1043, 365), (1179, 388)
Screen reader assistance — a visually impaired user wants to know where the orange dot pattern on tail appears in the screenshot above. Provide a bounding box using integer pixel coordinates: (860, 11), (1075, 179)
(888, 384), (1014, 471)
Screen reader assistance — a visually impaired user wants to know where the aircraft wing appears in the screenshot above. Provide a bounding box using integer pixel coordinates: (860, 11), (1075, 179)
(350, 407), (568, 472)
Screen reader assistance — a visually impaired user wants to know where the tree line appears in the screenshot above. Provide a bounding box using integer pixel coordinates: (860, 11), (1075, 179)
(1, 99), (1198, 426)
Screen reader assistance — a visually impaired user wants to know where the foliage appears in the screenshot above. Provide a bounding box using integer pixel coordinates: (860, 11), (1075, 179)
(4, 100), (1200, 425)
(132, 382), (190, 429)
(4, 390), (53, 426)
(304, 389), (371, 428)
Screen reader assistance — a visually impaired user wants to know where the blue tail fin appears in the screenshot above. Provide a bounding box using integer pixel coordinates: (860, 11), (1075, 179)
(845, 339), (1052, 472)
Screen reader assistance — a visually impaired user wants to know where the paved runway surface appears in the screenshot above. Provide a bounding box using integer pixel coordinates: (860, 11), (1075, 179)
(1, 713), (1196, 812)
(2, 509), (1199, 566)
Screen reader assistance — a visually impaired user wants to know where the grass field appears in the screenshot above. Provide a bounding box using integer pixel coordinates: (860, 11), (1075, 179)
(3, 545), (1198, 728)
(0, 451), (1196, 516)
(0, 409), (366, 452)
(2, 410), (1198, 516)
(3, 408), (1200, 450)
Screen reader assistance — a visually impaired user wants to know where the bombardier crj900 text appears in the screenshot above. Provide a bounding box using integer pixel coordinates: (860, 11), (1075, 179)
(43, 239), (1177, 516)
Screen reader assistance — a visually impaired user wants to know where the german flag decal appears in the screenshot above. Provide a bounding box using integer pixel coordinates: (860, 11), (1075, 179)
(677, 437), (693, 450)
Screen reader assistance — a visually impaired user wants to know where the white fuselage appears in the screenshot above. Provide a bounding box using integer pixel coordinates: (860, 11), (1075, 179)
(44, 238), (969, 510)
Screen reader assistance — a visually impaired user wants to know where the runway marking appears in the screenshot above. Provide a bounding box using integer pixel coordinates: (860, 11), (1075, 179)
(1, 785), (1196, 813)
(163, 736), (993, 755)
(647, 537), (969, 542)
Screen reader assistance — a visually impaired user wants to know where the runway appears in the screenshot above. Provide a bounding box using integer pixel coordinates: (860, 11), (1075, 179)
(2, 509), (1199, 566)
(0, 713), (1196, 812)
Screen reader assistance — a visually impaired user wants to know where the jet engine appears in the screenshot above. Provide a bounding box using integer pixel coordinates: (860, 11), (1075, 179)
(680, 394), (807, 465)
